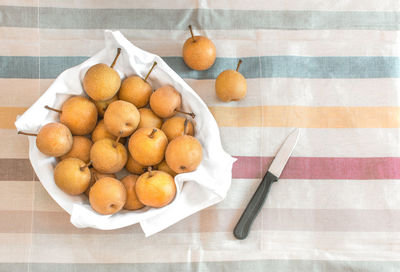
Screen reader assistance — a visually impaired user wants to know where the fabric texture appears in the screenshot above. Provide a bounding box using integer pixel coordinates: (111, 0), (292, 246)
(1, 1), (400, 271)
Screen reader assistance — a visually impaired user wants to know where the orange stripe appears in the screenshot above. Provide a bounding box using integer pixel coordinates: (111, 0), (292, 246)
(210, 106), (400, 128)
(0, 107), (27, 129)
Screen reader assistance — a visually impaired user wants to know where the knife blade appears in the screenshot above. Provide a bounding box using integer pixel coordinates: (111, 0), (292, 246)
(233, 128), (300, 240)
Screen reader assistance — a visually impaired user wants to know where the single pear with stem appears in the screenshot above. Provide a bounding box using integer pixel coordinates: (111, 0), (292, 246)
(90, 132), (128, 173)
(83, 48), (122, 101)
(150, 85), (195, 119)
(18, 122), (73, 157)
(128, 128), (168, 166)
(54, 158), (92, 195)
(119, 62), (157, 108)
(182, 25), (216, 71)
(165, 120), (203, 174)
(45, 96), (98, 135)
(135, 167), (176, 208)
(215, 59), (247, 102)
(89, 177), (127, 215)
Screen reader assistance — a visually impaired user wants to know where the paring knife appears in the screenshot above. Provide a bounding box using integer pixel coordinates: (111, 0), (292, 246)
(233, 128), (300, 240)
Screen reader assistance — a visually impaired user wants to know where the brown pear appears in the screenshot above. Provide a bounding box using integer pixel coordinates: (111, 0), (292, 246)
(104, 100), (140, 137)
(119, 62), (157, 108)
(84, 168), (116, 196)
(59, 136), (92, 163)
(18, 122), (73, 157)
(161, 116), (194, 141)
(125, 153), (145, 175)
(90, 138), (127, 174)
(121, 175), (145, 210)
(93, 94), (118, 117)
(128, 128), (167, 166)
(91, 119), (125, 144)
(91, 119), (117, 142)
(149, 85), (195, 119)
(45, 96), (98, 135)
(182, 25), (216, 71)
(156, 160), (176, 177)
(54, 158), (91, 195)
(165, 135), (202, 173)
(135, 169), (176, 208)
(83, 48), (122, 101)
(138, 108), (162, 129)
(89, 177), (126, 215)
(215, 59), (247, 102)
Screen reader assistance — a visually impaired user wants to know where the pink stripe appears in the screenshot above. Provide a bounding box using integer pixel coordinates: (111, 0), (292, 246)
(233, 157), (400, 180)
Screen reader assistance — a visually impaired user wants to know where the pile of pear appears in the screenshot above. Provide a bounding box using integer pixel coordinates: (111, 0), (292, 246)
(19, 48), (202, 215)
(19, 25), (247, 217)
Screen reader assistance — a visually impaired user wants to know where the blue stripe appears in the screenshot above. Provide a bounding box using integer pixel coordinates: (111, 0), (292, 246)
(2, 56), (400, 79)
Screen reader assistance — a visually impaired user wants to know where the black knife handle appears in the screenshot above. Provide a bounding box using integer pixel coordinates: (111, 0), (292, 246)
(233, 171), (278, 240)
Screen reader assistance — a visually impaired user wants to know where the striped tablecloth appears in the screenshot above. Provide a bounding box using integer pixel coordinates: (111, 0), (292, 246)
(2, 1), (400, 271)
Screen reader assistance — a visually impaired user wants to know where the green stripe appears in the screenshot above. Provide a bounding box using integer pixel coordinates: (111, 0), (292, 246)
(2, 56), (400, 79)
(1, 6), (400, 30)
(1, 260), (400, 272)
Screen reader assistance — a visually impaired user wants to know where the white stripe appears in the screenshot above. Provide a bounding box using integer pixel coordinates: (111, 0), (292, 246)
(5, 0), (399, 11)
(220, 127), (400, 157)
(2, 28), (400, 57)
(0, 233), (31, 263)
(190, 78), (400, 107)
(2, 77), (399, 109)
(220, 179), (400, 210)
(29, 232), (400, 263)
(206, 0), (400, 11)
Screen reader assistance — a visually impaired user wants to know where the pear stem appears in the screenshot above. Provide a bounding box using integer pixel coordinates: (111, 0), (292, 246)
(17, 131), (37, 136)
(144, 61), (157, 82)
(113, 131), (122, 148)
(189, 25), (195, 42)
(236, 59), (242, 72)
(175, 109), (196, 119)
(44, 105), (62, 114)
(110, 48), (121, 69)
(183, 118), (189, 135)
(148, 166), (153, 177)
(148, 128), (157, 138)
(80, 161), (92, 171)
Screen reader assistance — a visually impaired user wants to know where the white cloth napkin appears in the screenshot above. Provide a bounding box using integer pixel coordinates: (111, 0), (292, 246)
(14, 30), (236, 237)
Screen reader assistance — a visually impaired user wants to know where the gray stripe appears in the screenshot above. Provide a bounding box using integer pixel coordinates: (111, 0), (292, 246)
(2, 56), (400, 79)
(1, 6), (400, 30)
(0, 6), (38, 28)
(1, 261), (400, 272)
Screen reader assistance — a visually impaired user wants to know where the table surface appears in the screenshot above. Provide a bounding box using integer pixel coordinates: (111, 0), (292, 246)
(2, 1), (400, 271)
